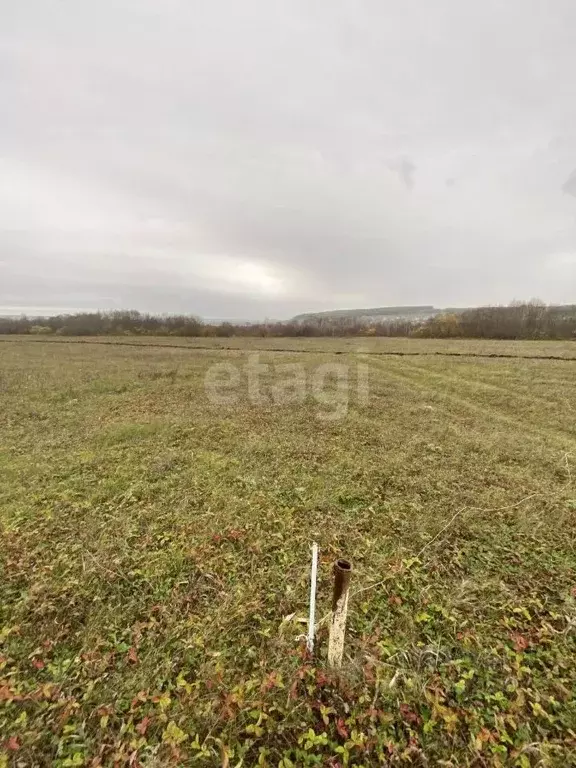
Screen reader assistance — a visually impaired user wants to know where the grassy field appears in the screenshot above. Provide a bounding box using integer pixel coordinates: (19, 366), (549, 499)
(1, 337), (576, 766)
(2, 335), (576, 357)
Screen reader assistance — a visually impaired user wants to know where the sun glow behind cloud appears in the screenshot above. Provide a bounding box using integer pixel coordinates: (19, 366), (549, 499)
(228, 261), (286, 295)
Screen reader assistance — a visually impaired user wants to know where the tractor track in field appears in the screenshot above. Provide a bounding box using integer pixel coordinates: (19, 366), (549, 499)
(363, 354), (576, 451)
(389, 357), (574, 412)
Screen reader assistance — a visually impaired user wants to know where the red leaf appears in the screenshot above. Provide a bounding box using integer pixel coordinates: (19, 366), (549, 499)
(363, 664), (376, 684)
(261, 671), (279, 692)
(32, 659), (45, 670)
(0, 685), (22, 702)
(296, 665), (311, 679)
(399, 703), (421, 725)
(220, 693), (237, 720)
(510, 633), (529, 652)
(336, 717), (349, 739)
(136, 716), (151, 736)
(477, 726), (495, 744)
(315, 671), (330, 686)
(6, 736), (20, 751)
(130, 690), (147, 710)
(388, 595), (402, 606)
(127, 647), (139, 665)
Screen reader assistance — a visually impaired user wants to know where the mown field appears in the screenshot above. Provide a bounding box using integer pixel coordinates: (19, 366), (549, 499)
(1, 337), (576, 766)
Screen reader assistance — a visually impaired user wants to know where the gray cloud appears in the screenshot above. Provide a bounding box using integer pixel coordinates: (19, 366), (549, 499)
(1, 0), (576, 319)
(388, 157), (417, 191)
(563, 169), (576, 198)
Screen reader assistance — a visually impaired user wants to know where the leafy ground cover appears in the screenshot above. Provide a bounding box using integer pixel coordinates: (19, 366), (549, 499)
(1, 337), (576, 766)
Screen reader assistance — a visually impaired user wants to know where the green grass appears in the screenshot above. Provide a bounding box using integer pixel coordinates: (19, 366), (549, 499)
(1, 337), (576, 766)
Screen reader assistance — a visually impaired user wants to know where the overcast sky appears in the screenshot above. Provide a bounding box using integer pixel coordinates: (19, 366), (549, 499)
(2, 0), (576, 319)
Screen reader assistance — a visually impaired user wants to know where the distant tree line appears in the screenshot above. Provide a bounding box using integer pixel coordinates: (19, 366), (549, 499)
(416, 301), (576, 340)
(1, 302), (575, 340)
(0, 310), (419, 338)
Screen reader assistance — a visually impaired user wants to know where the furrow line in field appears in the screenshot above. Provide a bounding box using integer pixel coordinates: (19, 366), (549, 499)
(1, 336), (576, 361)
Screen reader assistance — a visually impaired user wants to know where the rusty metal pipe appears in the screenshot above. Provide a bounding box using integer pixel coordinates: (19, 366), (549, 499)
(327, 558), (352, 668)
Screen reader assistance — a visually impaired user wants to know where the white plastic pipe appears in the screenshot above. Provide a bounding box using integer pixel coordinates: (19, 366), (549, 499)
(307, 542), (319, 654)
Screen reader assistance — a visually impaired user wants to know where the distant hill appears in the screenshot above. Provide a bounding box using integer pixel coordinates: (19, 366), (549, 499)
(291, 304), (576, 326)
(291, 306), (441, 323)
